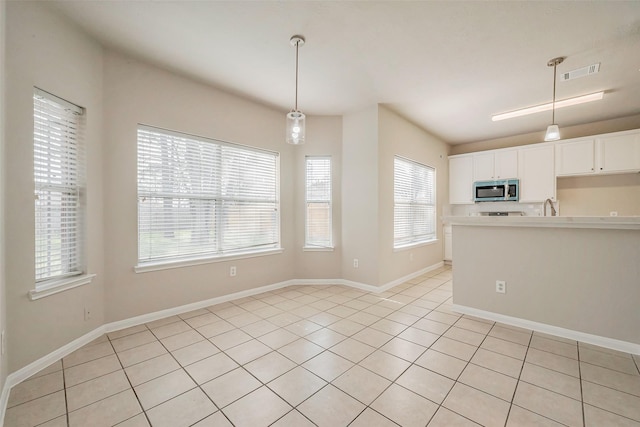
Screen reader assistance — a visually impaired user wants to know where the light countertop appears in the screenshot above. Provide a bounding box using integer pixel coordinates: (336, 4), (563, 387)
(445, 216), (640, 230)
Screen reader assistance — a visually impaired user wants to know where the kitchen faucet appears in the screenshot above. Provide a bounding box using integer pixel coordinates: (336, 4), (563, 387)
(544, 198), (557, 216)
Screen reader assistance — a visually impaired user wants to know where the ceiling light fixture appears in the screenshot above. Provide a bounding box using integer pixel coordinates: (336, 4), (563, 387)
(544, 56), (565, 141)
(286, 35), (305, 145)
(491, 91), (604, 122)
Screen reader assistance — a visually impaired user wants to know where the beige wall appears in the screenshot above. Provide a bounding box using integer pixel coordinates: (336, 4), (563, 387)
(557, 174), (640, 217)
(342, 106), (380, 285)
(3, 2), (356, 373)
(377, 106), (449, 284)
(102, 50), (298, 323)
(453, 225), (640, 345)
(340, 106), (451, 287)
(1, 0), (8, 388)
(2, 2), (451, 375)
(5, 2), (105, 371)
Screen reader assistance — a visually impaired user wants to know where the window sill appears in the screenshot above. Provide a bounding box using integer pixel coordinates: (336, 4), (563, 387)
(29, 273), (96, 301)
(393, 239), (439, 252)
(303, 246), (335, 252)
(135, 248), (284, 273)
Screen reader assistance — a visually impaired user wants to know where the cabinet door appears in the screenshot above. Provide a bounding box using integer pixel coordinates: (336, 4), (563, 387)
(597, 133), (640, 173)
(555, 139), (595, 176)
(449, 156), (474, 204)
(518, 145), (555, 202)
(473, 153), (495, 181)
(495, 150), (518, 179)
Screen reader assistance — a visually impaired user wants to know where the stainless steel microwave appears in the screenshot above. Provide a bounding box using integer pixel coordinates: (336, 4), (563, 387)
(474, 179), (519, 202)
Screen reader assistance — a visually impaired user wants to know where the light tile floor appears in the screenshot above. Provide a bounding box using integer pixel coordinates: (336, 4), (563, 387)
(5, 267), (640, 426)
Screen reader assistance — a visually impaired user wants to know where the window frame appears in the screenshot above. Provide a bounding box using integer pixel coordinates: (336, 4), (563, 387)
(33, 88), (89, 291)
(135, 125), (282, 271)
(304, 155), (333, 250)
(33, 87), (86, 289)
(393, 155), (437, 250)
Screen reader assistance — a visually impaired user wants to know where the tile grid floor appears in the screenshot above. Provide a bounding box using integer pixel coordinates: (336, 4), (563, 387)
(5, 267), (640, 427)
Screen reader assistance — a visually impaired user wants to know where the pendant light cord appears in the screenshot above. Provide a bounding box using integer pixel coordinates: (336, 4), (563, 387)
(294, 40), (299, 112)
(552, 61), (557, 124)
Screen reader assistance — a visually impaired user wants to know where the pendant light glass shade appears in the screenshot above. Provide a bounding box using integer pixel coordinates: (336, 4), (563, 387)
(287, 36), (305, 145)
(544, 57), (564, 142)
(286, 110), (305, 144)
(544, 124), (560, 141)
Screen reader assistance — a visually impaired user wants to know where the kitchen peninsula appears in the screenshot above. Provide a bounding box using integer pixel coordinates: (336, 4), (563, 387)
(449, 216), (640, 354)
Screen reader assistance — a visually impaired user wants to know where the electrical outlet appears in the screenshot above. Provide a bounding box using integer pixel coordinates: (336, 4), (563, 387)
(495, 280), (506, 294)
(353, 259), (359, 268)
(610, 211), (618, 217)
(230, 266), (237, 277)
(84, 307), (91, 321)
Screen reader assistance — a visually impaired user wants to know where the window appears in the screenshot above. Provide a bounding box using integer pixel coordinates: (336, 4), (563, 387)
(34, 88), (85, 283)
(394, 156), (436, 248)
(305, 156), (332, 249)
(137, 126), (280, 266)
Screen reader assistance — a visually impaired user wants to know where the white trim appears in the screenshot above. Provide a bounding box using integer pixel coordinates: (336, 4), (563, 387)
(452, 304), (640, 355)
(34, 87), (84, 115)
(0, 261), (445, 424)
(138, 123), (279, 157)
(28, 273), (96, 301)
(293, 261), (445, 294)
(134, 248), (284, 273)
(393, 238), (438, 252)
(447, 216), (640, 230)
(294, 279), (344, 286)
(378, 261), (445, 292)
(0, 325), (106, 424)
(0, 383), (7, 427)
(302, 247), (334, 252)
(106, 279), (297, 333)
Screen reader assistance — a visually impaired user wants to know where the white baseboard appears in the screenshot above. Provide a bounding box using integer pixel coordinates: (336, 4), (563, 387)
(378, 262), (445, 292)
(105, 279), (297, 334)
(0, 262), (447, 426)
(0, 325), (107, 425)
(452, 304), (640, 355)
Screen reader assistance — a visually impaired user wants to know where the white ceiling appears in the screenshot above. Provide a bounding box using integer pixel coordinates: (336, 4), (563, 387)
(46, 1), (640, 144)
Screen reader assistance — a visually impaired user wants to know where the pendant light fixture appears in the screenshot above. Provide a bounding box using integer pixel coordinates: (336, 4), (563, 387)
(544, 56), (565, 141)
(286, 35), (305, 145)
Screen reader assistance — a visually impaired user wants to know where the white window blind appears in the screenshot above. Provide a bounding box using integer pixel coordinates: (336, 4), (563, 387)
(33, 88), (85, 282)
(305, 156), (332, 248)
(137, 126), (280, 264)
(394, 156), (436, 248)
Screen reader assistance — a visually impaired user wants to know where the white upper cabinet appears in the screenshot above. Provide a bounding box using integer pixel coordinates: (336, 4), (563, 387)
(473, 150), (518, 181)
(597, 132), (640, 174)
(555, 139), (595, 176)
(473, 153), (494, 181)
(556, 130), (640, 176)
(518, 145), (555, 202)
(448, 128), (639, 207)
(449, 155), (474, 204)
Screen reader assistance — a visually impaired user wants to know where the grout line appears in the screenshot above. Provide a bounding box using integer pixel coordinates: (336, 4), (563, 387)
(62, 358), (69, 427)
(578, 340), (587, 427)
(22, 268), (640, 427)
(502, 324), (534, 426)
(106, 337), (152, 427)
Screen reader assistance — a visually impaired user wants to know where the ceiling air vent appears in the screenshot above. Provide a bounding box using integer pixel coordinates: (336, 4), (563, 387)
(561, 63), (600, 82)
